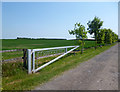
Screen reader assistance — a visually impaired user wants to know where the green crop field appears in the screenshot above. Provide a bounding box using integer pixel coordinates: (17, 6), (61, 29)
(2, 39), (96, 50)
(2, 39), (97, 60)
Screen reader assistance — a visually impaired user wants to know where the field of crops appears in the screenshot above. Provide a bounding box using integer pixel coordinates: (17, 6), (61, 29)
(2, 39), (97, 60)
(2, 39), (96, 50)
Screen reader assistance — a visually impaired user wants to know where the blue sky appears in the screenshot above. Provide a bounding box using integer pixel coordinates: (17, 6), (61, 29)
(2, 2), (118, 39)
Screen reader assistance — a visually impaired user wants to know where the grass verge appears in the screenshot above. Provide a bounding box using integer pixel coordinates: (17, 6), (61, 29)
(2, 43), (116, 90)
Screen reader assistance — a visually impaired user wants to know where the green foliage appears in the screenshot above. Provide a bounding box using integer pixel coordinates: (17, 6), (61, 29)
(87, 16), (103, 41)
(112, 32), (116, 43)
(68, 23), (87, 53)
(77, 39), (82, 45)
(115, 34), (118, 41)
(87, 16), (118, 45)
(104, 29), (118, 44)
(97, 29), (105, 44)
(104, 29), (113, 44)
(112, 32), (118, 43)
(68, 23), (87, 39)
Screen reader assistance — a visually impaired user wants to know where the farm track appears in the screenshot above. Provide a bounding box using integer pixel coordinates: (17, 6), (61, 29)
(35, 44), (118, 90)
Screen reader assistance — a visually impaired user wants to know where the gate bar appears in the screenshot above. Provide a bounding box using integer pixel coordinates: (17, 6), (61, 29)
(33, 46), (79, 73)
(32, 46), (77, 52)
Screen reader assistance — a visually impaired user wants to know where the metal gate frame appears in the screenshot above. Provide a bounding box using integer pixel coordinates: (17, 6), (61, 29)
(27, 46), (79, 74)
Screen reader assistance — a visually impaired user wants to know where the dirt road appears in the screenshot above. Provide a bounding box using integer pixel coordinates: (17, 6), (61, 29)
(35, 44), (118, 90)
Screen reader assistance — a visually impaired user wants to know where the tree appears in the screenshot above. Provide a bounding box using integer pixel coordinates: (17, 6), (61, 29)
(87, 16), (103, 49)
(112, 32), (116, 43)
(97, 29), (105, 45)
(104, 28), (108, 44)
(115, 34), (118, 42)
(104, 29), (112, 44)
(112, 32), (118, 43)
(68, 23), (87, 54)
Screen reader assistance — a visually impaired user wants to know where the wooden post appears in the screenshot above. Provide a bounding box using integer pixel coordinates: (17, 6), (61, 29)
(23, 49), (27, 69)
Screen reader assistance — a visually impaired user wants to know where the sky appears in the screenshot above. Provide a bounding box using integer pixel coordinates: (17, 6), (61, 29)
(2, 2), (118, 39)
(118, 1), (120, 39)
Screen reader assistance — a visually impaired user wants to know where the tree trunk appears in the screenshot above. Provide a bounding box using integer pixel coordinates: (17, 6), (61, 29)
(81, 39), (83, 54)
(95, 32), (97, 49)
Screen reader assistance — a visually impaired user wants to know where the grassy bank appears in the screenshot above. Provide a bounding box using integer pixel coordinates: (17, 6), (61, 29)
(2, 43), (116, 90)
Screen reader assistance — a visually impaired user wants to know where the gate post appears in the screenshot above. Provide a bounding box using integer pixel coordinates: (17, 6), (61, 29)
(23, 49), (27, 69)
(27, 49), (32, 74)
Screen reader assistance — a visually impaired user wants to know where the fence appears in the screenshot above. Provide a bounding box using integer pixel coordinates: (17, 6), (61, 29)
(2, 46), (79, 74)
(0, 49), (23, 53)
(2, 44), (107, 74)
(27, 46), (79, 74)
(1, 49), (27, 68)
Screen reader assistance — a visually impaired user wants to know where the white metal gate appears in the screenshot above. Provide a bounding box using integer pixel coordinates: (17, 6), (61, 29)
(27, 46), (79, 74)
